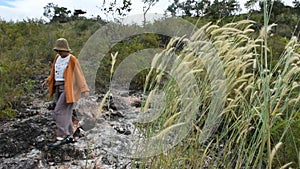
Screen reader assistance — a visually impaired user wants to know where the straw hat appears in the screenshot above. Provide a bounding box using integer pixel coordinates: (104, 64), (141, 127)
(53, 38), (71, 52)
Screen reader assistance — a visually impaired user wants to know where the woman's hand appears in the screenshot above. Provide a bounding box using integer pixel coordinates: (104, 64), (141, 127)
(41, 80), (48, 89)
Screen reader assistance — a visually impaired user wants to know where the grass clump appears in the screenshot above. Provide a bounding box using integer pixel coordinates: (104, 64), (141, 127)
(137, 18), (300, 168)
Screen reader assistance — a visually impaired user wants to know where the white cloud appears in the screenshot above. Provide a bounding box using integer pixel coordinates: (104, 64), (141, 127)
(0, 0), (296, 22)
(0, 0), (51, 21)
(0, 0), (169, 22)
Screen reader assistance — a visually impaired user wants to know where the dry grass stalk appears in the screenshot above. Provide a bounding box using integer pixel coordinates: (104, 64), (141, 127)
(140, 18), (300, 168)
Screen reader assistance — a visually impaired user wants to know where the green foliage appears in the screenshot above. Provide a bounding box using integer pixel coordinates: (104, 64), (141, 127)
(95, 33), (165, 93)
(0, 19), (102, 118)
(271, 112), (300, 167)
(167, 0), (240, 17)
(0, 106), (16, 119)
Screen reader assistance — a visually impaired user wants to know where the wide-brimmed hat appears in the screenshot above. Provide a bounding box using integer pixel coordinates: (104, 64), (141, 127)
(53, 38), (71, 52)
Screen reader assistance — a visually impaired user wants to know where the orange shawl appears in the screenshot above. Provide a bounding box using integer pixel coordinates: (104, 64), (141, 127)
(46, 54), (89, 103)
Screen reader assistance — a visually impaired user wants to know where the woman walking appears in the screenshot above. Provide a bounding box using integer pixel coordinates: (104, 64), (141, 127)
(42, 38), (89, 147)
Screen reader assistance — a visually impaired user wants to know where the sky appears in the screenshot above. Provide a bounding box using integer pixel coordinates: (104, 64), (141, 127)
(0, 0), (295, 22)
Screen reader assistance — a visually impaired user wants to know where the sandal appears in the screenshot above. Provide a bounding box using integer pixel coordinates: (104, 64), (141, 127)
(48, 135), (76, 148)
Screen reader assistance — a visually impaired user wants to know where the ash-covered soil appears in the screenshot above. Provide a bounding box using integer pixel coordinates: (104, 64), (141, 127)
(0, 80), (145, 169)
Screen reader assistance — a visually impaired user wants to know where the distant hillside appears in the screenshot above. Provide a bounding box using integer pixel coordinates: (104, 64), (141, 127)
(0, 6), (299, 117)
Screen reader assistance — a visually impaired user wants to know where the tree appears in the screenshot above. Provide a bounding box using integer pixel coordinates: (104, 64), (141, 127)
(206, 0), (240, 19)
(194, 0), (211, 16)
(100, 0), (160, 24)
(226, 0), (241, 15)
(43, 3), (55, 21)
(167, 0), (211, 17)
(257, 0), (290, 22)
(206, 0), (222, 19)
(179, 0), (195, 16)
(293, 0), (300, 8)
(245, 0), (259, 12)
(270, 0), (286, 20)
(43, 3), (71, 22)
(293, 0), (300, 15)
(100, 0), (132, 21)
(142, 0), (159, 26)
(167, 0), (180, 16)
(73, 9), (87, 18)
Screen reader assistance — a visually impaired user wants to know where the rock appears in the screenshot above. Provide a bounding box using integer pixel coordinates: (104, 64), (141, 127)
(36, 135), (46, 142)
(108, 110), (125, 118)
(113, 124), (131, 135)
(123, 130), (131, 135)
(130, 100), (141, 107)
(79, 117), (96, 131)
(0, 90), (145, 169)
(113, 111), (125, 118)
(47, 102), (56, 110)
(114, 126), (126, 134)
(101, 154), (117, 166)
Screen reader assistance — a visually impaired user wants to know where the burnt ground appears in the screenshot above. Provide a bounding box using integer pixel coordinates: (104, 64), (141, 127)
(0, 80), (144, 169)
